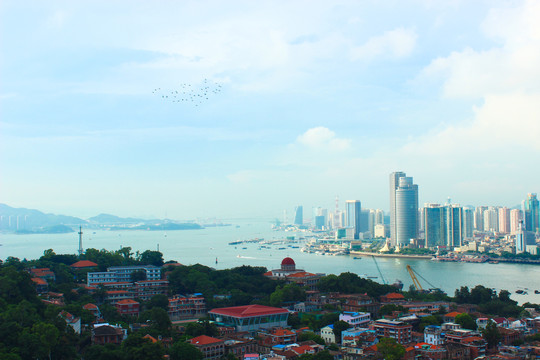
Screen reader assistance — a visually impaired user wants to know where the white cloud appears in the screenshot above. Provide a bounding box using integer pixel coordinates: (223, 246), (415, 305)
(351, 28), (417, 61)
(296, 126), (351, 151)
(419, 1), (540, 99)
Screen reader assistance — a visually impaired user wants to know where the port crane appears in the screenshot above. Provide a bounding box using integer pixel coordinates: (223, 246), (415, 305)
(406, 265), (440, 292)
(371, 255), (387, 285)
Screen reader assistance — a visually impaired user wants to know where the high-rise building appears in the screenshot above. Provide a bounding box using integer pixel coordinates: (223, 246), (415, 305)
(374, 209), (384, 225)
(390, 172), (407, 246)
(498, 207), (510, 234)
(394, 175), (419, 247)
(510, 209), (522, 234)
(462, 207), (473, 240)
(474, 206), (487, 232)
(423, 204), (463, 248)
(345, 200), (362, 239)
(523, 193), (539, 233)
(293, 206), (303, 226)
(515, 220), (536, 254)
(483, 207), (498, 232)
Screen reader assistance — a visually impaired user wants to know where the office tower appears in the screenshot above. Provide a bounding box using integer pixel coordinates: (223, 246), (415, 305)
(523, 193), (539, 233)
(374, 209), (384, 225)
(462, 207), (474, 240)
(360, 209), (369, 233)
(515, 220), (536, 254)
(510, 209), (522, 234)
(294, 206), (303, 225)
(483, 207), (498, 232)
(345, 200), (362, 239)
(424, 204), (444, 247)
(474, 206), (487, 232)
(390, 172), (407, 245)
(424, 204), (463, 248)
(393, 175), (419, 247)
(498, 207), (510, 234)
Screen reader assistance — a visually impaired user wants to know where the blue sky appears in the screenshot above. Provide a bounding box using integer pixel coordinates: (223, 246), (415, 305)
(1, 0), (539, 220)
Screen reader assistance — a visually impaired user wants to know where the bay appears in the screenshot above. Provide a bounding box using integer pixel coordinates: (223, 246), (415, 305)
(1, 219), (539, 305)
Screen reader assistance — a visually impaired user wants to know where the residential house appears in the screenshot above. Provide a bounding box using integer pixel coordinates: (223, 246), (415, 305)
(91, 323), (127, 345)
(189, 335), (225, 360)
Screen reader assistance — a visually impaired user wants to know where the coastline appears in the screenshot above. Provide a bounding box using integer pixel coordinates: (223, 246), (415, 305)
(350, 251), (433, 259)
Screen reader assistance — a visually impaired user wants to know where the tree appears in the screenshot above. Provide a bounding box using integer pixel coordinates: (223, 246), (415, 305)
(169, 341), (203, 360)
(131, 270), (147, 282)
(332, 320), (351, 343)
(377, 337), (406, 360)
(139, 308), (171, 332)
(297, 331), (325, 345)
(482, 320), (501, 349)
(122, 334), (165, 360)
(455, 313), (477, 330)
(146, 294), (169, 311)
(139, 250), (164, 266)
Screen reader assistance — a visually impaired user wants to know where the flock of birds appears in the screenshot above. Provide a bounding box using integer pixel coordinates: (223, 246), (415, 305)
(152, 79), (223, 106)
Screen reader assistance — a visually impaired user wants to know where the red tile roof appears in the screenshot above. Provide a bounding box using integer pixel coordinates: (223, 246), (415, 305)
(287, 272), (316, 278)
(384, 293), (405, 299)
(83, 303), (98, 310)
(445, 311), (462, 318)
(190, 335), (223, 346)
(70, 260), (98, 268)
(272, 329), (295, 336)
(31, 277), (47, 285)
(292, 345), (314, 355)
(116, 299), (139, 305)
(209, 304), (289, 318)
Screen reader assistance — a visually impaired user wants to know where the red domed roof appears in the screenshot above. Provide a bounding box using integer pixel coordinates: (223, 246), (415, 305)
(281, 257), (295, 266)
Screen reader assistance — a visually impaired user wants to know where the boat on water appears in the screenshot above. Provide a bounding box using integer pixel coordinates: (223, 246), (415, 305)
(535, 290), (540, 294)
(353, 256), (361, 259)
(515, 289), (526, 294)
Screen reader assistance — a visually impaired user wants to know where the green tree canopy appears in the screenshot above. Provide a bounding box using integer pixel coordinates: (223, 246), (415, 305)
(169, 341), (203, 360)
(377, 337), (406, 360)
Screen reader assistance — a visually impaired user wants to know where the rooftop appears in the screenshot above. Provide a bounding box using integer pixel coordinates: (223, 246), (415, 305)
(70, 260), (98, 268)
(190, 335), (223, 346)
(210, 304), (289, 318)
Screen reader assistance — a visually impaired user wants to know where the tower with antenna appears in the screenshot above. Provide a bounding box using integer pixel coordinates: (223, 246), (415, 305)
(78, 226), (83, 256)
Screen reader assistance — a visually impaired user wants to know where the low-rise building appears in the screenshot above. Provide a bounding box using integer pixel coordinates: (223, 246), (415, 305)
(319, 325), (336, 344)
(115, 299), (140, 317)
(189, 335), (225, 360)
(339, 311), (370, 328)
(371, 319), (412, 344)
(59, 311), (81, 334)
(87, 265), (161, 286)
(209, 305), (289, 332)
(168, 294), (206, 320)
(91, 323), (127, 345)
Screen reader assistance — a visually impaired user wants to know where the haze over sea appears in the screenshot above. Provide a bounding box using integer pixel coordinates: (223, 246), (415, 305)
(1, 219), (538, 305)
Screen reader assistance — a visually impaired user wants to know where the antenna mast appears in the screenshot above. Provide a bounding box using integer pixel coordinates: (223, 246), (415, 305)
(78, 226), (83, 256)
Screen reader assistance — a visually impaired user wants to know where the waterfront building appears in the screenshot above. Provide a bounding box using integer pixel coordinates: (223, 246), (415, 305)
(208, 305), (289, 332)
(498, 207), (511, 234)
(510, 209), (522, 234)
(515, 221), (536, 254)
(474, 206), (487, 232)
(346, 200), (362, 239)
(374, 224), (387, 238)
(483, 207), (499, 232)
(390, 173), (419, 247)
(390, 171), (406, 246)
(523, 193), (539, 233)
(423, 204), (462, 248)
(462, 207), (473, 240)
(294, 206), (303, 226)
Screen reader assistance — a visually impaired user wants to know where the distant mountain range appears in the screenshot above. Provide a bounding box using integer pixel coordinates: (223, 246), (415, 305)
(0, 204), (202, 233)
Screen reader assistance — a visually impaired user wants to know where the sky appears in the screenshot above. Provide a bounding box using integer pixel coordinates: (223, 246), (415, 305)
(1, 0), (539, 220)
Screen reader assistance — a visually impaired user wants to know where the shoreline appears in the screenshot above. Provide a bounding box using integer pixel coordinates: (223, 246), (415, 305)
(350, 251), (433, 259)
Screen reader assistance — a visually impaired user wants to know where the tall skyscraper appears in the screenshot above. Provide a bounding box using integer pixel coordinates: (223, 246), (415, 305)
(523, 193), (539, 233)
(462, 207), (474, 240)
(392, 174), (419, 247)
(389, 171), (406, 246)
(424, 204), (463, 248)
(345, 200), (362, 239)
(293, 206), (303, 225)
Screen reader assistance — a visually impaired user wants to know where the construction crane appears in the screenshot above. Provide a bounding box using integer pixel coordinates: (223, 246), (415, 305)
(371, 256), (387, 285)
(406, 265), (440, 292)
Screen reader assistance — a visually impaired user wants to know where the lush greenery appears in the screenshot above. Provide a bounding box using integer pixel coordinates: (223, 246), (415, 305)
(317, 272), (397, 298)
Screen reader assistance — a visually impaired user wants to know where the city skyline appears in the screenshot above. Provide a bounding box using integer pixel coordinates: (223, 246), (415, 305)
(1, 1), (540, 219)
